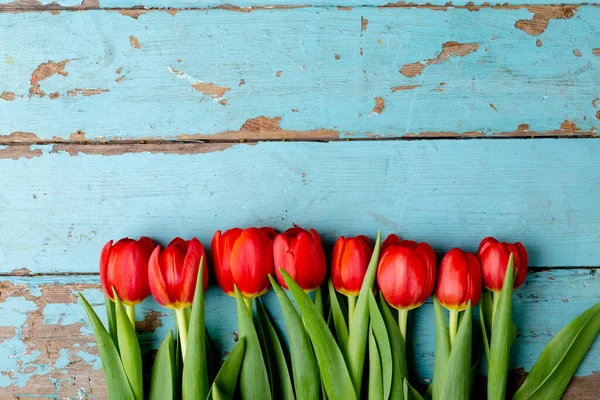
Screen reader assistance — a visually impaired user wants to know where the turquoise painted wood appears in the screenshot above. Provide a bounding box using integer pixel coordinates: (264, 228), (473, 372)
(0, 269), (597, 397)
(0, 8), (599, 141)
(1, 139), (600, 273)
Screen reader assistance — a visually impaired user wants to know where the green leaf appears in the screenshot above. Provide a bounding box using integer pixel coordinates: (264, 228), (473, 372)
(404, 379), (424, 400)
(113, 289), (143, 400)
(210, 338), (246, 400)
(104, 294), (118, 352)
(487, 255), (515, 400)
(513, 302), (600, 400)
(347, 230), (381, 396)
(182, 257), (210, 400)
(479, 289), (493, 361)
(440, 302), (473, 400)
(431, 296), (450, 400)
(149, 330), (175, 400)
(368, 327), (383, 400)
(256, 298), (295, 400)
(328, 279), (349, 355)
(281, 270), (357, 400)
(235, 287), (272, 400)
(379, 292), (408, 400)
(368, 292), (392, 400)
(269, 275), (321, 400)
(314, 286), (324, 317)
(79, 293), (134, 400)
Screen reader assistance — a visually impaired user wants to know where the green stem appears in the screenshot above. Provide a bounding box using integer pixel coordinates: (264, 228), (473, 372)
(449, 309), (459, 347)
(175, 308), (189, 360)
(398, 308), (409, 345)
(492, 291), (501, 324)
(126, 304), (136, 328)
(347, 295), (356, 330)
(244, 297), (253, 316)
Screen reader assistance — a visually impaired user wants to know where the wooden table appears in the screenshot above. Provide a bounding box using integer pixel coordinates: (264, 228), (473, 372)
(0, 0), (599, 397)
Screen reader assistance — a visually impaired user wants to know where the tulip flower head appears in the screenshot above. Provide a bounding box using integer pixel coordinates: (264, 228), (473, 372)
(436, 248), (482, 311)
(377, 236), (436, 310)
(331, 235), (372, 297)
(478, 237), (528, 292)
(148, 237), (208, 309)
(100, 237), (155, 306)
(212, 227), (276, 299)
(274, 227), (327, 291)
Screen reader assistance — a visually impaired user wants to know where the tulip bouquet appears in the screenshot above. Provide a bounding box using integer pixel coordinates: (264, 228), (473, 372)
(80, 228), (600, 400)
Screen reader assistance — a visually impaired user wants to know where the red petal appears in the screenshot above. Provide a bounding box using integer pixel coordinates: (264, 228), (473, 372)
(149, 246), (172, 307)
(99, 241), (113, 299)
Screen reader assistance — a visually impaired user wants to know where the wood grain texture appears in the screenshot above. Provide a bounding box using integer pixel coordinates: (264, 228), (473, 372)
(0, 269), (597, 398)
(0, 7), (599, 141)
(1, 139), (600, 273)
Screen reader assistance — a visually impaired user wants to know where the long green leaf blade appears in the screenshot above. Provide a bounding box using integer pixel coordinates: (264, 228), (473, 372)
(368, 327), (383, 400)
(79, 293), (134, 400)
(281, 270), (357, 400)
(113, 289), (143, 400)
(347, 230), (381, 396)
(488, 255), (515, 400)
(440, 302), (473, 400)
(256, 298), (295, 400)
(379, 292), (408, 399)
(104, 294), (118, 352)
(513, 302), (600, 400)
(479, 290), (493, 362)
(182, 257), (210, 400)
(150, 330), (175, 400)
(328, 279), (349, 355)
(368, 292), (392, 400)
(431, 296), (450, 400)
(210, 338), (246, 400)
(235, 287), (272, 400)
(404, 379), (425, 400)
(269, 275), (321, 400)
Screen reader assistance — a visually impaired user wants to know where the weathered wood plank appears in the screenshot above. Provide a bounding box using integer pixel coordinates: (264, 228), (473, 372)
(0, 269), (597, 398)
(0, 7), (598, 141)
(1, 139), (600, 273)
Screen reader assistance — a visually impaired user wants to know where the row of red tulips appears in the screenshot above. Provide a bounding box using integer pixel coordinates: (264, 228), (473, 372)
(100, 226), (527, 319)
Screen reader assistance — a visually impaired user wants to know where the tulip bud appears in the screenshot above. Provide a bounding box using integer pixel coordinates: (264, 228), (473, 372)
(380, 233), (402, 254)
(331, 235), (372, 297)
(148, 237), (208, 309)
(274, 227), (327, 291)
(477, 237), (528, 292)
(212, 227), (276, 299)
(100, 237), (155, 306)
(377, 237), (436, 310)
(436, 248), (482, 311)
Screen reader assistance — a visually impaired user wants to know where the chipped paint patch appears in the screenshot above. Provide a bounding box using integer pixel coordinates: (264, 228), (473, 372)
(573, 49), (582, 57)
(400, 42), (478, 78)
(29, 60), (69, 98)
(0, 145), (43, 160)
(168, 66), (230, 105)
(370, 97), (385, 116)
(0, 132), (40, 143)
(391, 85), (420, 92)
(0, 92), (15, 101)
(51, 142), (238, 157)
(514, 6), (577, 36)
(129, 36), (142, 49)
(49, 92), (60, 100)
(361, 16), (368, 35)
(67, 88), (109, 97)
(560, 120), (580, 132)
(593, 48), (600, 56)
(536, 39), (542, 47)
(490, 103), (498, 111)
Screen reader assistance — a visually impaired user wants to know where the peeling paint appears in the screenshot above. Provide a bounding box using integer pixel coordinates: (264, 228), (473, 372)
(0, 145), (43, 160)
(593, 48), (600, 56)
(49, 92), (60, 100)
(129, 36), (142, 49)
(514, 6), (577, 36)
(0, 132), (41, 143)
(361, 16), (368, 35)
(573, 49), (582, 57)
(593, 98), (600, 108)
(0, 92), (15, 101)
(168, 66), (229, 105)
(29, 60), (69, 98)
(536, 39), (542, 47)
(400, 41), (478, 78)
(370, 97), (385, 115)
(51, 142), (238, 156)
(560, 120), (580, 132)
(490, 103), (498, 111)
(67, 88), (109, 97)
(391, 85), (420, 91)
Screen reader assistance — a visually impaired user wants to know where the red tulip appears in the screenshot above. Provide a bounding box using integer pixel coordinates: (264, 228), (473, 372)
(212, 227), (276, 298)
(377, 238), (436, 310)
(331, 235), (372, 297)
(381, 233), (402, 254)
(100, 237), (155, 306)
(436, 248), (482, 311)
(477, 237), (528, 292)
(148, 237), (207, 309)
(274, 227), (327, 291)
